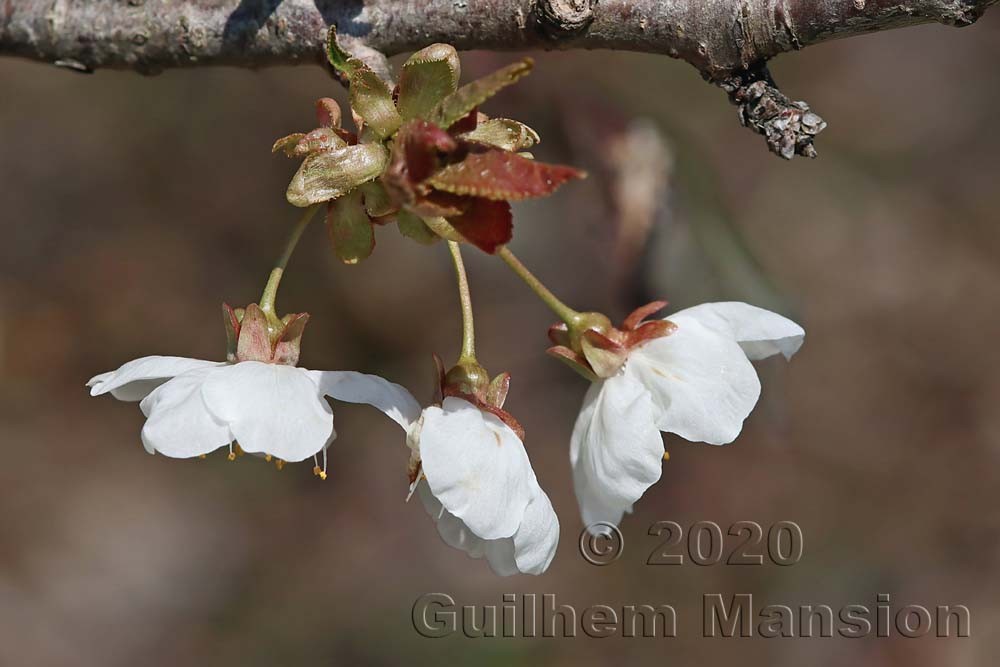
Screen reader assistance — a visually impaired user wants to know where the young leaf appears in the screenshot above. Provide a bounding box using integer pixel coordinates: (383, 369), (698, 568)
(432, 59), (533, 129)
(272, 133), (306, 157)
(316, 98), (343, 129)
(459, 118), (540, 152)
(427, 150), (585, 200)
(327, 191), (375, 264)
(326, 26), (357, 77)
(350, 67), (402, 139)
(293, 128), (347, 157)
(358, 180), (396, 217)
(398, 44), (461, 121)
(396, 210), (440, 245)
(446, 198), (512, 254)
(286, 143), (389, 207)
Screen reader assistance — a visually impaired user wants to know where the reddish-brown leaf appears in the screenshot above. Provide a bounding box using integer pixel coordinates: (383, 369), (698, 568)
(384, 120), (460, 201)
(445, 197), (512, 254)
(427, 150), (585, 201)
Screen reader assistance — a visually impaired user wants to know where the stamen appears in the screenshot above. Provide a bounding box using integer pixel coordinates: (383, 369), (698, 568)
(265, 454), (272, 462)
(662, 450), (670, 461)
(275, 458), (285, 470)
(227, 443), (236, 461)
(199, 454), (207, 460)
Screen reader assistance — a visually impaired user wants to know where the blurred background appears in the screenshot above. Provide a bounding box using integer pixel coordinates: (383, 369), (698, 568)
(2, 12), (999, 666)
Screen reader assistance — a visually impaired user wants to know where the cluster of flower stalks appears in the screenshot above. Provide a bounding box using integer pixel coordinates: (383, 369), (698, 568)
(88, 34), (805, 577)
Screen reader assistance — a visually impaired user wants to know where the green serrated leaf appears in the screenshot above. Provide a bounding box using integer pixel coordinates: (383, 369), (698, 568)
(397, 210), (440, 245)
(459, 118), (540, 152)
(397, 44), (460, 121)
(350, 66), (403, 139)
(286, 143), (389, 207)
(326, 26), (357, 76)
(327, 190), (375, 264)
(432, 59), (533, 129)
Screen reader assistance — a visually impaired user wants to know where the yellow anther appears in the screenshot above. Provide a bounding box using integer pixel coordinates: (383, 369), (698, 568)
(662, 451), (670, 461)
(274, 459), (285, 470)
(265, 454), (272, 462)
(227, 452), (237, 461)
(234, 442), (245, 457)
(318, 470), (327, 480)
(199, 454), (207, 460)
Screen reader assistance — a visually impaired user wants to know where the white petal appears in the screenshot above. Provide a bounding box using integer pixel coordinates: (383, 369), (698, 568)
(418, 398), (533, 541)
(570, 375), (663, 529)
(418, 483), (489, 558)
(313, 370), (422, 430)
(669, 302), (804, 360)
(507, 485), (559, 575)
(627, 318), (761, 445)
(201, 362), (334, 462)
(88, 356), (223, 401)
(139, 369), (232, 458)
(417, 481), (558, 576)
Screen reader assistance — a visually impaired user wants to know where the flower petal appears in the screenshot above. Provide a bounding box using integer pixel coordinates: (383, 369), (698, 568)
(507, 485), (559, 575)
(139, 369), (232, 458)
(418, 397), (533, 540)
(314, 370), (422, 430)
(669, 302), (804, 360)
(87, 356), (222, 401)
(627, 318), (761, 445)
(417, 481), (558, 576)
(570, 375), (664, 529)
(201, 362), (334, 462)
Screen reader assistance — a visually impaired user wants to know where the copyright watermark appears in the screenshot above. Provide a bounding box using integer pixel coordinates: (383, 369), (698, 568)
(578, 521), (624, 565)
(580, 520), (804, 566)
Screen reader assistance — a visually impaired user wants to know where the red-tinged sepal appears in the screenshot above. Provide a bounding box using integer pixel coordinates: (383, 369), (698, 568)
(547, 346), (599, 383)
(623, 300), (669, 331)
(581, 329), (629, 379)
(272, 313), (309, 366)
(427, 149), (586, 201)
(486, 372), (511, 409)
(235, 304), (273, 363)
(224, 302), (314, 366)
(223, 303), (242, 362)
(625, 319), (678, 348)
(431, 353), (446, 405)
(548, 322), (570, 347)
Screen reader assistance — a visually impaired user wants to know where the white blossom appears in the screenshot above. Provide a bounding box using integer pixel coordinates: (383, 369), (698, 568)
(89, 356), (410, 465)
(571, 302), (804, 529)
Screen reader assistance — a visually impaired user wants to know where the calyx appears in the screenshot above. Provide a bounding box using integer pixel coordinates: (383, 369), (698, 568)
(223, 303), (310, 366)
(547, 300), (678, 380)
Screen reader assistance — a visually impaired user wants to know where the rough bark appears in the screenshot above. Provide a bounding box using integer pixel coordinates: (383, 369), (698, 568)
(2, 0), (996, 158)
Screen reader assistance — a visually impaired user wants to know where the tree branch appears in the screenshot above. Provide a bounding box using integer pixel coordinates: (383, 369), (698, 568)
(2, 0), (996, 158)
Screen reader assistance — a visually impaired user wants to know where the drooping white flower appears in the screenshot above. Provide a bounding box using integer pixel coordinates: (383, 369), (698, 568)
(88, 303), (413, 467)
(328, 373), (560, 576)
(569, 302), (804, 529)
